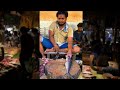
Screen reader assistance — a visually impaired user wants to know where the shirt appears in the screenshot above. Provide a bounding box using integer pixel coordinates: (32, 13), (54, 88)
(49, 21), (73, 45)
(73, 30), (83, 42)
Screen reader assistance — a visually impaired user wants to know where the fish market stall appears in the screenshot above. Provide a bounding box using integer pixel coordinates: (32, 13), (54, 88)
(0, 46), (21, 79)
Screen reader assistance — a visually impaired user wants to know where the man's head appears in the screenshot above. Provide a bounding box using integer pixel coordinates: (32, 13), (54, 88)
(31, 28), (38, 34)
(20, 26), (29, 34)
(56, 11), (68, 26)
(77, 23), (83, 32)
(87, 22), (93, 31)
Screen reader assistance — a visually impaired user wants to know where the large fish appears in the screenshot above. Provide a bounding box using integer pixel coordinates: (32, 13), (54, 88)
(53, 52), (59, 60)
(65, 55), (74, 79)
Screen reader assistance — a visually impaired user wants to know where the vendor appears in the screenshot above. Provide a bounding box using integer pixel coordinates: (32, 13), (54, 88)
(40, 11), (80, 57)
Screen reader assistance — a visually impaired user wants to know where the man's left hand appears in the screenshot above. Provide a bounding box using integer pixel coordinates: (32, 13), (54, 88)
(67, 50), (72, 58)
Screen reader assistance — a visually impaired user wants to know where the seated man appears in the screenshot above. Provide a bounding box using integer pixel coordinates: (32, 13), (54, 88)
(73, 23), (84, 45)
(40, 11), (80, 57)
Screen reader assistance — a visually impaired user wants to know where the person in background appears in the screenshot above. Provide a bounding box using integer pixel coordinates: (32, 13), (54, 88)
(73, 23), (84, 45)
(0, 23), (4, 45)
(73, 23), (84, 60)
(19, 26), (34, 79)
(8, 31), (12, 47)
(84, 22), (93, 45)
(12, 31), (19, 47)
(31, 28), (40, 58)
(90, 24), (102, 58)
(31, 28), (40, 71)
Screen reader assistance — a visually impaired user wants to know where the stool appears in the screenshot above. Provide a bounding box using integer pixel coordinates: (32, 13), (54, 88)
(44, 51), (67, 59)
(44, 50), (76, 60)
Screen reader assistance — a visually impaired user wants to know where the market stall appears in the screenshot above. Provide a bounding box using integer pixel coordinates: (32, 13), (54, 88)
(0, 11), (40, 79)
(0, 46), (21, 79)
(0, 46), (40, 79)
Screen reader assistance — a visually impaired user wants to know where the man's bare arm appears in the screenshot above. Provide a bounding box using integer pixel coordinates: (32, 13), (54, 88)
(49, 30), (59, 52)
(67, 37), (73, 53)
(49, 30), (57, 46)
(40, 42), (45, 57)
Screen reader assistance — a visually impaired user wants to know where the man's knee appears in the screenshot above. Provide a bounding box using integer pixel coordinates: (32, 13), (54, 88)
(73, 46), (80, 53)
(40, 36), (43, 42)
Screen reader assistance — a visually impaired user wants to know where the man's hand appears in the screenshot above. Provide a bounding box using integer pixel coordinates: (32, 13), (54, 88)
(53, 44), (59, 52)
(67, 37), (73, 58)
(67, 50), (72, 58)
(42, 55), (46, 59)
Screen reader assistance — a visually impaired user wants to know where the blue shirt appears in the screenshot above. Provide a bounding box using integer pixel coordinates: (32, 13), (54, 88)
(73, 30), (83, 42)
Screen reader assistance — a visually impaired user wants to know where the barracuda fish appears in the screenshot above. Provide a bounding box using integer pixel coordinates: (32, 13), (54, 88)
(53, 52), (59, 60)
(65, 55), (74, 79)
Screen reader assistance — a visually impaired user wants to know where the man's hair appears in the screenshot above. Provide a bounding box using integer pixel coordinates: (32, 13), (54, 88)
(20, 26), (29, 34)
(31, 28), (38, 33)
(77, 23), (83, 27)
(56, 11), (68, 18)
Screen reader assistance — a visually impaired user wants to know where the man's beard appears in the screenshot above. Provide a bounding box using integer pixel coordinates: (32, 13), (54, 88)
(58, 22), (66, 26)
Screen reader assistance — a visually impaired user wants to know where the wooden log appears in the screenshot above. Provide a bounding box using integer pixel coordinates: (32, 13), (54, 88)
(45, 59), (81, 79)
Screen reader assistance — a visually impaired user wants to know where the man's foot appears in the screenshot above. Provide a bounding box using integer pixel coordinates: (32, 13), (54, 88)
(45, 48), (55, 52)
(59, 48), (68, 53)
(45, 48), (68, 53)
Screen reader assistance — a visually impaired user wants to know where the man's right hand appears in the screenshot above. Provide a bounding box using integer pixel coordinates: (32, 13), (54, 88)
(42, 55), (46, 59)
(53, 44), (59, 52)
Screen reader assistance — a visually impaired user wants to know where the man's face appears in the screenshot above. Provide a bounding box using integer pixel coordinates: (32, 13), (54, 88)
(57, 14), (67, 26)
(78, 27), (83, 32)
(88, 25), (92, 30)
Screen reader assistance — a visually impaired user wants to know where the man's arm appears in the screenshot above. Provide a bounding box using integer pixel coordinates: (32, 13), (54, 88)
(49, 30), (57, 46)
(49, 30), (59, 52)
(68, 37), (73, 52)
(40, 42), (45, 58)
(67, 27), (73, 57)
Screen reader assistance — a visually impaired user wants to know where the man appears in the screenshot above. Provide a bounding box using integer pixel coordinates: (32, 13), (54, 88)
(41, 11), (80, 57)
(31, 28), (41, 59)
(19, 27), (34, 79)
(73, 23), (84, 45)
(84, 23), (93, 45)
(31, 28), (41, 71)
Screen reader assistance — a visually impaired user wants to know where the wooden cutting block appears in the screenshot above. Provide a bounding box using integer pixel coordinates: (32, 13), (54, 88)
(44, 59), (81, 79)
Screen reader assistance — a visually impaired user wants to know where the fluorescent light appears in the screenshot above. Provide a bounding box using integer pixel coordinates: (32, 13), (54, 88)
(7, 28), (13, 31)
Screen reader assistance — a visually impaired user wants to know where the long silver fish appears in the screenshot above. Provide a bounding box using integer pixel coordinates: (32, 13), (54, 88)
(65, 55), (74, 79)
(53, 52), (59, 60)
